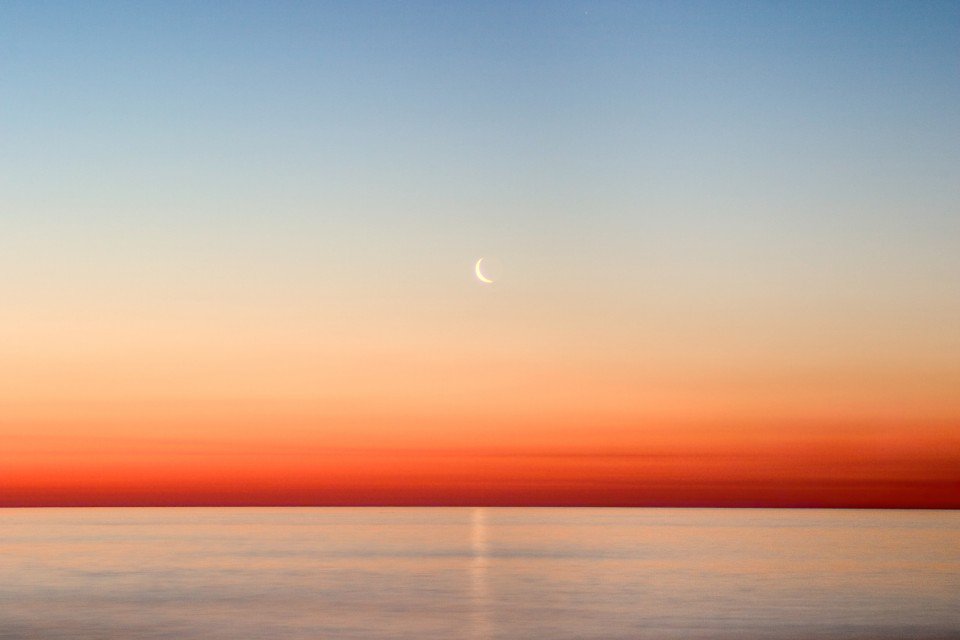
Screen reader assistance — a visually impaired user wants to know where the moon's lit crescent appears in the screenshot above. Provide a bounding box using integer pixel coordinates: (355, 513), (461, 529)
(475, 258), (494, 283)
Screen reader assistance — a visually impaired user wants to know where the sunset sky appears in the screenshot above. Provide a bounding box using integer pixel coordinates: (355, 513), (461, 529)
(2, 1), (958, 507)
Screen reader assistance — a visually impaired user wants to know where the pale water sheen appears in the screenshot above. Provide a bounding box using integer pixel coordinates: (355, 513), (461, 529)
(1, 508), (958, 639)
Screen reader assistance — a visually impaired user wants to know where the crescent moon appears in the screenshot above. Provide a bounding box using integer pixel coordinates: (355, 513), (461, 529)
(474, 258), (494, 284)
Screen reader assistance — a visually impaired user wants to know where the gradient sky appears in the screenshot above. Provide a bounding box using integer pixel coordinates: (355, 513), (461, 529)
(2, 1), (958, 506)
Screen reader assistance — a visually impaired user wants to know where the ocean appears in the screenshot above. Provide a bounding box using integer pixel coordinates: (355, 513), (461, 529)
(1, 508), (957, 639)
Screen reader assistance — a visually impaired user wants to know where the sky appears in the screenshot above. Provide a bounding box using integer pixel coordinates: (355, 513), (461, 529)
(1, 0), (958, 507)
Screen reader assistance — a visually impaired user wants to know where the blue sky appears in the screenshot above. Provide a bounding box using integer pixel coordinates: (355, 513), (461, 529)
(2, 0), (958, 371)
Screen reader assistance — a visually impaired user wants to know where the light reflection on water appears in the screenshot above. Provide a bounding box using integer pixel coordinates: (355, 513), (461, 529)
(0, 508), (958, 639)
(469, 507), (491, 640)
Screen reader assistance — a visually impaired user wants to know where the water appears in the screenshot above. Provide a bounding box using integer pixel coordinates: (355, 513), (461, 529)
(1, 508), (957, 639)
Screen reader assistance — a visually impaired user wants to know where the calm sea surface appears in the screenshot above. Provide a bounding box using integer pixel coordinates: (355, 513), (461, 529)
(1, 508), (957, 639)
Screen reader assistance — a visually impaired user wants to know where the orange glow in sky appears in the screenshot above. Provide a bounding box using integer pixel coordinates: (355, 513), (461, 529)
(2, 2), (959, 508)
